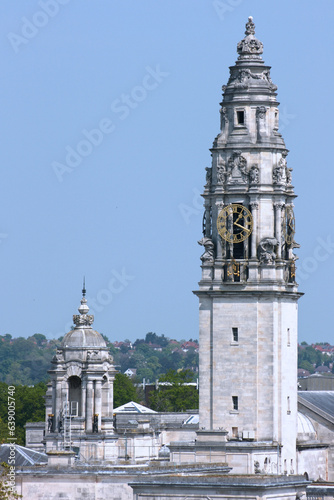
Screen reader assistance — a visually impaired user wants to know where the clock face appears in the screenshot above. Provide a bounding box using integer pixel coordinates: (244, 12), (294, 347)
(217, 204), (253, 243)
(283, 206), (295, 245)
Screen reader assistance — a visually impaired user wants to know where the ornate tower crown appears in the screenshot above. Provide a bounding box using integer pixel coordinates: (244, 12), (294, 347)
(237, 16), (263, 59)
(73, 280), (94, 327)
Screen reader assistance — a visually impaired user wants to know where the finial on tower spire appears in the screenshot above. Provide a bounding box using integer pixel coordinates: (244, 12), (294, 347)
(73, 278), (94, 327)
(237, 16), (263, 59)
(245, 16), (255, 36)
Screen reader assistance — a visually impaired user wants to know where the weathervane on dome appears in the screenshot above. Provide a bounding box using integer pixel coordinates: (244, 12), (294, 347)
(73, 278), (94, 327)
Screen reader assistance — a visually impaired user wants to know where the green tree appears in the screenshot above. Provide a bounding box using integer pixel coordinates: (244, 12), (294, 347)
(0, 462), (22, 499)
(299, 360), (315, 374)
(0, 418), (8, 444)
(298, 345), (324, 368)
(29, 334), (47, 346)
(0, 383), (47, 445)
(135, 343), (151, 356)
(145, 332), (168, 347)
(148, 370), (199, 412)
(113, 373), (139, 408)
(183, 350), (199, 374)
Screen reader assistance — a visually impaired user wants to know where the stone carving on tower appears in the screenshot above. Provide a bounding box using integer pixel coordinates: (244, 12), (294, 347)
(192, 17), (302, 475)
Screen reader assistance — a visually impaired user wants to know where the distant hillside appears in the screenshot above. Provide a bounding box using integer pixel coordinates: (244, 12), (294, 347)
(0, 332), (331, 387)
(0, 332), (199, 386)
(0, 334), (60, 385)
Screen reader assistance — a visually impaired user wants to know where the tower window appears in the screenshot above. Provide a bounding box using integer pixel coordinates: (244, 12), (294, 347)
(232, 327), (238, 342)
(287, 328), (291, 347)
(68, 376), (82, 417)
(232, 396), (238, 411)
(237, 110), (245, 124)
(232, 427), (238, 438)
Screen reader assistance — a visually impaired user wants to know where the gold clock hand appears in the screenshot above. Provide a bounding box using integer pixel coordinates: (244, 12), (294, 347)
(234, 222), (250, 232)
(234, 212), (243, 225)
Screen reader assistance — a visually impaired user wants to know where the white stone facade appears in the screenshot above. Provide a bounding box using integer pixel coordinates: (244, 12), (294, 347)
(191, 16), (302, 475)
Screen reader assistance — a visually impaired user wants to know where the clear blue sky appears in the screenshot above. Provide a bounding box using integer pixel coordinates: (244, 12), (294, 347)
(0, 1), (333, 344)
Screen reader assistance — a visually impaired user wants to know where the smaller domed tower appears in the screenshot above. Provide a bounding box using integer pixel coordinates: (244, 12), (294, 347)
(45, 284), (117, 459)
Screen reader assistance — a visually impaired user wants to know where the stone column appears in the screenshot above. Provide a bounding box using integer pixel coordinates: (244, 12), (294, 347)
(274, 203), (284, 258)
(51, 380), (56, 417)
(55, 379), (62, 431)
(94, 380), (102, 432)
(204, 203), (211, 238)
(109, 379), (114, 419)
(215, 201), (224, 260)
(86, 380), (93, 433)
(256, 106), (267, 142)
(228, 206), (233, 261)
(81, 380), (86, 419)
(250, 202), (258, 258)
(62, 380), (69, 413)
(219, 106), (229, 136)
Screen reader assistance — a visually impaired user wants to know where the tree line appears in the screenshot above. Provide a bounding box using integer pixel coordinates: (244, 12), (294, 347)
(0, 332), (331, 447)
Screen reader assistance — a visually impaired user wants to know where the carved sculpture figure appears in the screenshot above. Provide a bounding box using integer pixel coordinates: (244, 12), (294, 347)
(53, 349), (64, 364)
(262, 70), (278, 91)
(227, 151), (248, 184)
(254, 461), (261, 474)
(217, 158), (226, 184)
(257, 237), (278, 263)
(87, 350), (99, 360)
(219, 107), (228, 130)
(279, 151), (287, 169)
(273, 151), (291, 185)
(256, 106), (266, 119)
(73, 313), (94, 326)
(47, 414), (54, 433)
(249, 165), (259, 184)
(198, 237), (215, 263)
(205, 167), (212, 187)
(229, 68), (263, 89)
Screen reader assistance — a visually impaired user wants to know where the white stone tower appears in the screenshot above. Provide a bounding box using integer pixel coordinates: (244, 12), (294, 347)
(45, 283), (118, 460)
(195, 17), (301, 474)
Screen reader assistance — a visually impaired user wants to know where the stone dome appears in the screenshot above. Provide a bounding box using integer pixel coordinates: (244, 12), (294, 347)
(297, 412), (317, 442)
(61, 328), (106, 348)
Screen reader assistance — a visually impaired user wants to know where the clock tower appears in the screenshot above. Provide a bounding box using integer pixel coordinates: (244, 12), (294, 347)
(195, 17), (301, 474)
